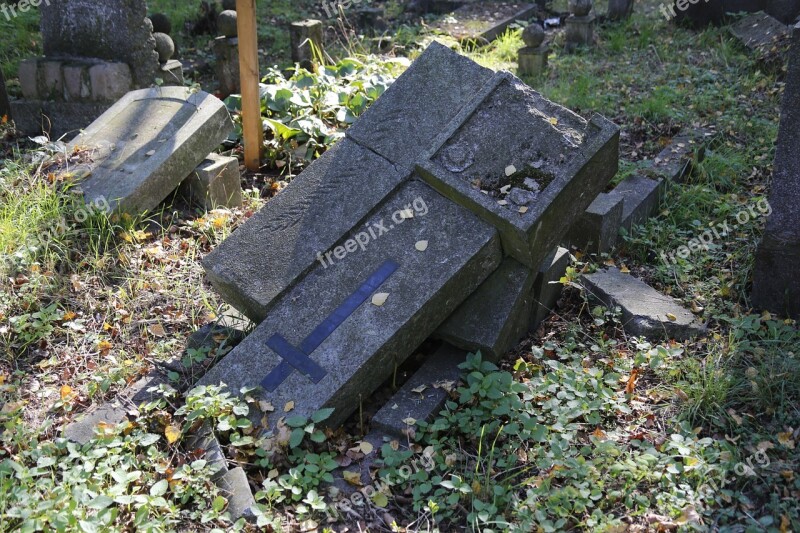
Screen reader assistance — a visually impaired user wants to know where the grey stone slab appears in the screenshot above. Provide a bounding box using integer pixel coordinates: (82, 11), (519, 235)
(180, 153), (242, 210)
(371, 343), (466, 437)
(418, 71), (620, 268)
(608, 174), (665, 232)
(218, 467), (257, 522)
(651, 128), (715, 182)
(9, 99), (108, 139)
(197, 180), (502, 431)
(563, 192), (624, 254)
(203, 139), (408, 322)
(41, 0), (159, 89)
(730, 12), (792, 52)
(434, 258), (534, 361)
(530, 246), (570, 332)
(433, 3), (538, 43)
(346, 41), (495, 171)
(582, 268), (707, 340)
(66, 87), (233, 215)
(752, 22), (800, 319)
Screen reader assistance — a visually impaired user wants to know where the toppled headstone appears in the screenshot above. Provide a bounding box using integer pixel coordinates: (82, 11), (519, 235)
(371, 344), (466, 437)
(433, 2), (538, 43)
(530, 247), (570, 331)
(752, 22), (800, 319)
(434, 259), (533, 361)
(564, 192), (624, 254)
(582, 268), (707, 340)
(418, 71), (619, 268)
(67, 87), (233, 215)
(203, 139), (407, 322)
(652, 128), (715, 182)
(608, 174), (665, 232)
(197, 180), (502, 430)
(180, 153), (243, 210)
(730, 12), (792, 51)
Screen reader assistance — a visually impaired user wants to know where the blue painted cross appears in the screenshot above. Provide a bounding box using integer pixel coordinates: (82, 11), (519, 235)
(261, 259), (400, 392)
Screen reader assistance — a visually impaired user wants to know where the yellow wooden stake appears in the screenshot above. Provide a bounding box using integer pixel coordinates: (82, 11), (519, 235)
(236, 0), (263, 171)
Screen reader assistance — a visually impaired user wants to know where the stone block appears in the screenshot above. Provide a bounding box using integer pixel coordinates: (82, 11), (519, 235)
(181, 153), (243, 210)
(346, 41), (495, 172)
(582, 268), (707, 340)
(197, 180), (502, 431)
(63, 64), (91, 101)
(608, 174), (665, 232)
(565, 15), (595, 52)
(202, 138), (408, 322)
(371, 344), (466, 437)
(19, 59), (39, 100)
(530, 247), (570, 332)
(433, 3), (539, 43)
(214, 36), (240, 98)
(765, 0), (800, 23)
(9, 99), (109, 139)
(563, 192), (624, 254)
(89, 62), (134, 102)
(729, 12), (792, 54)
(434, 258), (534, 361)
(218, 467), (257, 522)
(418, 71), (620, 269)
(518, 45), (549, 78)
(40, 61), (64, 100)
(607, 0), (634, 20)
(289, 19), (323, 69)
(651, 129), (716, 182)
(160, 59), (184, 86)
(66, 86), (233, 214)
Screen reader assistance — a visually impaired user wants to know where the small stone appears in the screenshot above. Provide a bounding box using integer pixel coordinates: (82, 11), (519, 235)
(523, 178), (540, 191)
(522, 24), (545, 48)
(218, 10), (238, 38)
(505, 164), (517, 176)
(508, 187), (538, 206)
(153, 32), (175, 63)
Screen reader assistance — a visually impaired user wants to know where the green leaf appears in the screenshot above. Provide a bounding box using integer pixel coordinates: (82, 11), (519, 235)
(311, 407), (335, 423)
(285, 415), (308, 428)
(289, 428), (305, 448)
(88, 495), (114, 510)
(212, 495), (226, 512)
(150, 479), (169, 497)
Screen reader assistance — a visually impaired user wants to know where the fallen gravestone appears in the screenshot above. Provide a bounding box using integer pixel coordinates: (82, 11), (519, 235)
(67, 87), (233, 215)
(729, 12), (792, 59)
(582, 268), (706, 340)
(198, 43), (619, 434)
(433, 2), (538, 43)
(11, 0), (184, 138)
(752, 22), (800, 319)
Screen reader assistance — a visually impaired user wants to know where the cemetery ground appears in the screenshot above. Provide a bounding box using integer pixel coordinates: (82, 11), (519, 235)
(1, 0), (799, 531)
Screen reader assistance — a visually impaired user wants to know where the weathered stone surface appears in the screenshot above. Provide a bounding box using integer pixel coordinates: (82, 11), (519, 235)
(433, 3), (538, 43)
(160, 59), (184, 86)
(197, 180), (502, 431)
(563, 192), (623, 254)
(218, 467), (256, 522)
(330, 430), (388, 494)
(582, 268), (707, 340)
(180, 153), (243, 210)
(607, 0), (634, 20)
(346, 42), (494, 172)
(89, 63), (134, 101)
(67, 87), (233, 214)
(651, 129), (714, 182)
(41, 60), (64, 100)
(371, 343), (466, 437)
(608, 174), (665, 232)
(730, 12), (792, 53)
(41, 0), (159, 89)
(203, 139), (407, 322)
(9, 99), (108, 139)
(214, 37), (240, 98)
(64, 373), (168, 445)
(752, 22), (800, 319)
(518, 44), (549, 78)
(565, 15), (595, 52)
(63, 63), (91, 100)
(419, 71), (619, 268)
(435, 259), (533, 361)
(530, 247), (570, 332)
(19, 59), (39, 100)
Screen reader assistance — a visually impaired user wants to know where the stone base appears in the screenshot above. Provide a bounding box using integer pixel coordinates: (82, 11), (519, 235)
(564, 192), (624, 254)
(180, 152), (243, 210)
(214, 37), (240, 97)
(518, 44), (549, 78)
(10, 99), (109, 139)
(20, 57), (133, 102)
(160, 59), (184, 86)
(565, 15), (595, 52)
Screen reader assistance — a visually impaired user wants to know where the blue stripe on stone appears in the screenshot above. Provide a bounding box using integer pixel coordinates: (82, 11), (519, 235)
(261, 259), (400, 392)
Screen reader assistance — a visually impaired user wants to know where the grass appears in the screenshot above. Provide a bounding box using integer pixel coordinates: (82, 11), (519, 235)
(1, 0), (799, 531)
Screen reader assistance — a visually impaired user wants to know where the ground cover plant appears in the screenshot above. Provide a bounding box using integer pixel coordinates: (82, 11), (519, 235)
(0, 0), (798, 531)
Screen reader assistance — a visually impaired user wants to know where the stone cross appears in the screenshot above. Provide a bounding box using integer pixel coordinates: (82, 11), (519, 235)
(752, 23), (800, 319)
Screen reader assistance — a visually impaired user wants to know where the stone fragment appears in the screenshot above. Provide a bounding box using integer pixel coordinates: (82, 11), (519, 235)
(435, 259), (534, 361)
(180, 153), (243, 210)
(419, 71), (619, 268)
(582, 268), (707, 340)
(89, 63), (134, 102)
(607, 174), (665, 232)
(346, 41), (494, 172)
(563, 192), (623, 254)
(371, 344), (466, 437)
(289, 19), (323, 69)
(202, 139), (407, 322)
(530, 247), (570, 332)
(197, 180), (502, 431)
(730, 11), (792, 54)
(67, 87), (232, 215)
(153, 33), (176, 63)
(218, 467), (257, 522)
(752, 22), (800, 319)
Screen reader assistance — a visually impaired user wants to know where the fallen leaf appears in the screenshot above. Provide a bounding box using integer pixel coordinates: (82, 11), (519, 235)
(372, 492), (389, 508)
(284, 401), (295, 412)
(149, 324), (166, 337)
(372, 293), (389, 306)
(415, 240), (429, 252)
(60, 385), (73, 400)
(258, 400), (275, 412)
(165, 425), (180, 444)
(343, 470), (362, 486)
(777, 432), (795, 449)
(402, 417), (416, 426)
(62, 311), (77, 321)
(548, 117), (558, 125)
(498, 200), (509, 206)
(592, 427), (607, 440)
(359, 441), (374, 454)
(97, 340), (113, 355)
(666, 313), (678, 322)
(625, 369), (640, 395)
(780, 515), (791, 533)
(145, 150), (156, 157)
(620, 265), (630, 274)
(519, 206), (528, 214)
(411, 385), (427, 394)
(727, 409), (743, 426)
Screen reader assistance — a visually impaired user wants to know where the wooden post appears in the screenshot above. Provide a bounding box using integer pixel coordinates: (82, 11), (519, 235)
(236, 0), (263, 171)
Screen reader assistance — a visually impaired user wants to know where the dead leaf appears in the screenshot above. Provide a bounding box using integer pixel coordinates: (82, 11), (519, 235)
(592, 427), (607, 440)
(780, 515), (791, 533)
(519, 206), (528, 214)
(727, 409), (743, 426)
(149, 324), (166, 337)
(411, 385), (427, 394)
(625, 369), (641, 395)
(620, 265), (630, 274)
(666, 313), (677, 322)
(415, 240), (429, 252)
(343, 470), (363, 486)
(284, 401), (295, 412)
(359, 441), (374, 454)
(60, 385), (73, 400)
(165, 425), (180, 444)
(402, 417), (416, 426)
(372, 293), (389, 307)
(777, 432), (796, 449)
